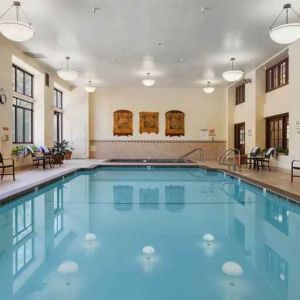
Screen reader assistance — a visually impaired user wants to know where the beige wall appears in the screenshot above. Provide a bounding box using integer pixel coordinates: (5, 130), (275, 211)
(89, 87), (226, 141)
(226, 39), (300, 170)
(0, 36), (89, 166)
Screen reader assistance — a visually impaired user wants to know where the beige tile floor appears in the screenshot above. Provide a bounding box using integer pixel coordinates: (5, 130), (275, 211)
(1, 159), (300, 203)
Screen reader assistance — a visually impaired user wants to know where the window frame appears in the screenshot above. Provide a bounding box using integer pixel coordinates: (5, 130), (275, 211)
(266, 58), (289, 93)
(266, 113), (289, 154)
(12, 97), (34, 144)
(54, 88), (63, 109)
(54, 110), (63, 143)
(12, 64), (34, 98)
(235, 83), (245, 105)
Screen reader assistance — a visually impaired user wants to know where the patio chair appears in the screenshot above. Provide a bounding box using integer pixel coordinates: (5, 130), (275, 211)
(0, 152), (15, 181)
(245, 147), (261, 169)
(27, 146), (52, 169)
(39, 145), (62, 167)
(258, 147), (276, 170)
(291, 160), (300, 183)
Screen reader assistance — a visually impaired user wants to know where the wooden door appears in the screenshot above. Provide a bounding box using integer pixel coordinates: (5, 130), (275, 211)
(234, 123), (245, 155)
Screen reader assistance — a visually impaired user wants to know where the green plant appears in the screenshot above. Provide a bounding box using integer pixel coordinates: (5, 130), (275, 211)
(276, 147), (289, 155)
(53, 140), (74, 155)
(11, 146), (26, 155)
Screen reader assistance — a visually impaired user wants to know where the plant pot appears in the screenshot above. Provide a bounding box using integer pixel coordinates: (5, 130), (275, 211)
(52, 154), (64, 165)
(65, 151), (72, 160)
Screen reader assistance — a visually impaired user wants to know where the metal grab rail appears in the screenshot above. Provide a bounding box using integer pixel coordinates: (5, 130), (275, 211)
(178, 148), (204, 161)
(218, 148), (241, 171)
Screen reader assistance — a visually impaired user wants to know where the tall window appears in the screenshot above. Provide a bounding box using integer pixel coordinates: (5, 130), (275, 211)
(12, 65), (33, 97)
(266, 113), (289, 154)
(266, 58), (289, 92)
(12, 98), (33, 143)
(53, 88), (63, 142)
(12, 65), (34, 144)
(236, 83), (245, 105)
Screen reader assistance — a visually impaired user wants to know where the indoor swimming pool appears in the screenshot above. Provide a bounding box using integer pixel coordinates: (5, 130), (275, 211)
(0, 166), (299, 300)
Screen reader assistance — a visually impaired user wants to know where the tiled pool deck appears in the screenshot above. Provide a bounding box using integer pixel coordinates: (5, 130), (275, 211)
(0, 159), (299, 204)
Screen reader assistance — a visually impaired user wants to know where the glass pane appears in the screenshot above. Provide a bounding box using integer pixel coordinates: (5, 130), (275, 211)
(25, 74), (32, 97)
(16, 108), (24, 142)
(12, 66), (16, 91)
(12, 106), (16, 142)
(16, 69), (24, 94)
(24, 110), (32, 143)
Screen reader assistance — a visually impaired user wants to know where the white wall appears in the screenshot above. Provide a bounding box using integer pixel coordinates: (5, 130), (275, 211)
(89, 87), (226, 141)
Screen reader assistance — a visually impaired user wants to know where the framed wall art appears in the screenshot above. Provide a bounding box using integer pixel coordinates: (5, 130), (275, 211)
(139, 112), (159, 134)
(165, 110), (185, 137)
(113, 110), (133, 136)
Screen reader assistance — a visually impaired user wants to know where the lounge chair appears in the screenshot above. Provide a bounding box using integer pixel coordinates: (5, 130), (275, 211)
(0, 152), (15, 181)
(291, 160), (300, 182)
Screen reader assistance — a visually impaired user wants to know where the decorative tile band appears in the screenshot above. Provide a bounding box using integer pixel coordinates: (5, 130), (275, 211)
(89, 139), (226, 144)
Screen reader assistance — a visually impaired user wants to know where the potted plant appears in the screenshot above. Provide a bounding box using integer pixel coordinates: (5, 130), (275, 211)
(52, 140), (74, 164)
(11, 146), (26, 158)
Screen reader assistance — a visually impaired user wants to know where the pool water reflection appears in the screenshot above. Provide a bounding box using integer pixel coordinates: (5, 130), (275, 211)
(0, 167), (299, 300)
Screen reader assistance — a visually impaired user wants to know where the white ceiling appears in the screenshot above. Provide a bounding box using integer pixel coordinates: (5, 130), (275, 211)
(1, 0), (299, 88)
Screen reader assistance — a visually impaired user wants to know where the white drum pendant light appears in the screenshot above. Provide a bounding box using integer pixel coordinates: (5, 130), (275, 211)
(142, 72), (155, 87)
(85, 81), (96, 93)
(203, 81), (215, 94)
(222, 58), (244, 82)
(269, 4), (300, 44)
(0, 1), (35, 42)
(57, 57), (78, 81)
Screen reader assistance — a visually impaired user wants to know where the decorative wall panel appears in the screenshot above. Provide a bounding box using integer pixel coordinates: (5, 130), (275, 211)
(139, 112), (159, 134)
(165, 110), (185, 137)
(113, 110), (133, 136)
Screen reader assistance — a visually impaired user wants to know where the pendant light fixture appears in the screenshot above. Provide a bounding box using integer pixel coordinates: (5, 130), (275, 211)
(85, 81), (96, 93)
(142, 72), (155, 87)
(57, 57), (78, 81)
(0, 1), (35, 42)
(222, 58), (244, 82)
(269, 3), (300, 44)
(203, 81), (215, 94)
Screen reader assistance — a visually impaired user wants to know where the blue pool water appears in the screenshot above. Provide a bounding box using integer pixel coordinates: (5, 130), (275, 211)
(0, 167), (299, 300)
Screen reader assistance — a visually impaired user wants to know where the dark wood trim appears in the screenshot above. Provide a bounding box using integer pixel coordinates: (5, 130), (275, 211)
(235, 83), (245, 105)
(265, 57), (289, 93)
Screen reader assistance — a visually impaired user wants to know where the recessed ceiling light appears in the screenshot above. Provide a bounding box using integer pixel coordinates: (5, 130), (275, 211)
(179, 58), (184, 62)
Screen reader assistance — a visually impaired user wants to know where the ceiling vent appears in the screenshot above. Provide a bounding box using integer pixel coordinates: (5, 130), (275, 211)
(23, 52), (46, 59)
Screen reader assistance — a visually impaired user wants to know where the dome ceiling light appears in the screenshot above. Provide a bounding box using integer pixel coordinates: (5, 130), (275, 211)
(85, 81), (96, 93)
(57, 57), (78, 81)
(0, 1), (35, 42)
(222, 58), (244, 82)
(203, 81), (215, 94)
(142, 72), (155, 87)
(269, 3), (300, 44)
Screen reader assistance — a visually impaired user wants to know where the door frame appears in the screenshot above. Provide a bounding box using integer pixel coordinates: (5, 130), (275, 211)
(234, 122), (246, 155)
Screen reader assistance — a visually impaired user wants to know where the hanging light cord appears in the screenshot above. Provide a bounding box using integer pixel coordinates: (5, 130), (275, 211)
(270, 5), (300, 29)
(0, 3), (14, 20)
(0, 2), (32, 25)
